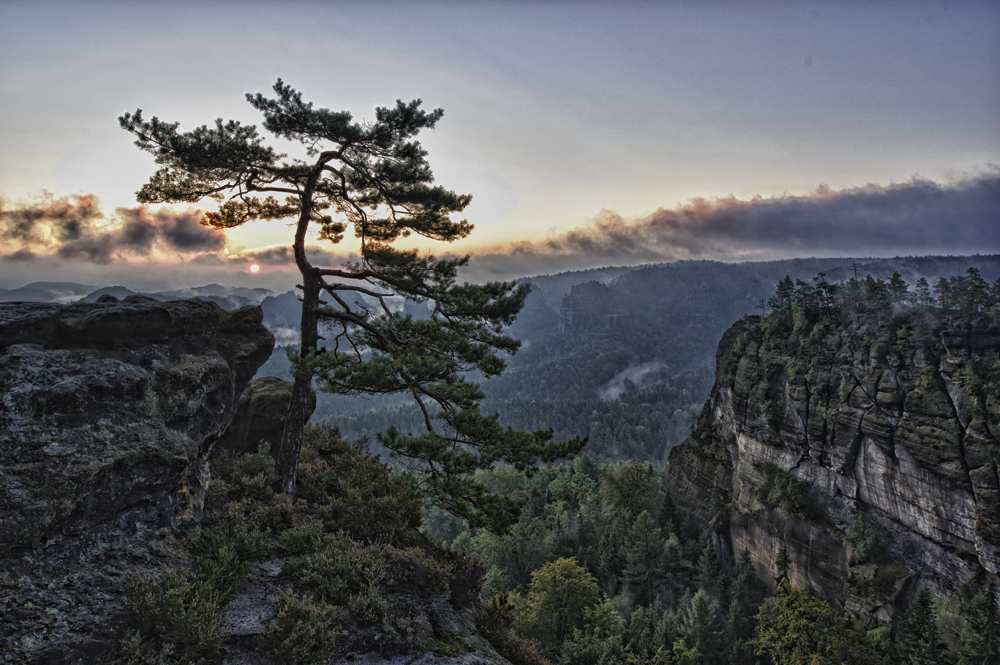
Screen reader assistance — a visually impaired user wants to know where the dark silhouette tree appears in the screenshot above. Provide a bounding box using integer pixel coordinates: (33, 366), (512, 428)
(120, 80), (583, 530)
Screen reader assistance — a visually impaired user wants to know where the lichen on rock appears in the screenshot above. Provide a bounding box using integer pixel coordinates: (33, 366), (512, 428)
(666, 302), (1000, 630)
(0, 296), (274, 661)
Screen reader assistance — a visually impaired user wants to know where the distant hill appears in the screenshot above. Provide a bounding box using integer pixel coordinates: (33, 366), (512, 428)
(302, 254), (1000, 463)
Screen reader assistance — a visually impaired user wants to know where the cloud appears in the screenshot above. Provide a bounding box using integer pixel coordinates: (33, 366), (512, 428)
(2, 249), (38, 262)
(0, 194), (227, 264)
(462, 172), (1000, 280)
(0, 193), (102, 244)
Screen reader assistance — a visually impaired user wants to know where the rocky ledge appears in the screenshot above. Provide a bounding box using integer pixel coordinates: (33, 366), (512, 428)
(0, 296), (273, 661)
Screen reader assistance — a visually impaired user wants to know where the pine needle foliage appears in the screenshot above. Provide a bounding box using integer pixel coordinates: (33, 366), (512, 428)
(120, 81), (585, 530)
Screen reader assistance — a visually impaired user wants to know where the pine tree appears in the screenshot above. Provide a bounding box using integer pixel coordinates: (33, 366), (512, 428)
(624, 510), (666, 607)
(626, 605), (657, 660)
(959, 581), (1000, 665)
(120, 81), (584, 527)
(679, 589), (723, 662)
(696, 539), (722, 600)
(900, 586), (945, 665)
(888, 270), (909, 306)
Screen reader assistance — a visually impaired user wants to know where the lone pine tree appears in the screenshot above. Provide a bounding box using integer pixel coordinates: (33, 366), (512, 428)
(120, 80), (584, 530)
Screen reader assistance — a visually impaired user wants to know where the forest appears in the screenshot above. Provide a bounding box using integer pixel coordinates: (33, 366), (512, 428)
(254, 255), (1000, 465)
(406, 265), (1000, 664)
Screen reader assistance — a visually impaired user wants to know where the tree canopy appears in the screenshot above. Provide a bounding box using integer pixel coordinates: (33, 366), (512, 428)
(120, 80), (584, 530)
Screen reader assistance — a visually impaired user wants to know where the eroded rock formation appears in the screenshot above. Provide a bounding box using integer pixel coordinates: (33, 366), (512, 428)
(0, 296), (273, 660)
(215, 375), (316, 462)
(666, 310), (1000, 627)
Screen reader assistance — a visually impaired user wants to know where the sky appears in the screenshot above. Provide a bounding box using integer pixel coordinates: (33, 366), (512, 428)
(1, 0), (998, 291)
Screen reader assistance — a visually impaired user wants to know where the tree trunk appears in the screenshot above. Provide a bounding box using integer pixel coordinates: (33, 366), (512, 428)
(276, 272), (321, 492)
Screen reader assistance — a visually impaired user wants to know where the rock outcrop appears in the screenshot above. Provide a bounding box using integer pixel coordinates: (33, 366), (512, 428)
(216, 375), (316, 462)
(0, 296), (273, 661)
(666, 309), (1000, 628)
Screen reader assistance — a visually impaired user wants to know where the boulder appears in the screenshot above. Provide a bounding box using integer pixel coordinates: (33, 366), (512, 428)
(215, 375), (316, 462)
(0, 296), (274, 557)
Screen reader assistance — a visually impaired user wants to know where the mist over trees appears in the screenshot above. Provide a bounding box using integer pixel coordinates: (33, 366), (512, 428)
(258, 255), (1000, 464)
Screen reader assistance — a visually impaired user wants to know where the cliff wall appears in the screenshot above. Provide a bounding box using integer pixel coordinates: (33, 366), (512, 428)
(666, 307), (1000, 627)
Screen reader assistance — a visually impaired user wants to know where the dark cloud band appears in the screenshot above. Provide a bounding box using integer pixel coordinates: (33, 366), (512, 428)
(0, 195), (227, 264)
(464, 172), (1000, 280)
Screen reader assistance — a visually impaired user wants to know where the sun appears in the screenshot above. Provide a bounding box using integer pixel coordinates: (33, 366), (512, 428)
(250, 264), (260, 273)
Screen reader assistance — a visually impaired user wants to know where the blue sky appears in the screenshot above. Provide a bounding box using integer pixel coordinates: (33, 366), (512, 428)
(1, 1), (998, 289)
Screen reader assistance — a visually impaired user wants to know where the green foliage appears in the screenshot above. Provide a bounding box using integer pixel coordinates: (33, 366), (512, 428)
(751, 583), (884, 665)
(843, 513), (890, 564)
(296, 424), (423, 544)
(671, 639), (703, 665)
(477, 516), (553, 590)
(189, 526), (267, 602)
(127, 569), (225, 664)
(348, 585), (388, 626)
(959, 581), (1000, 664)
(753, 461), (821, 522)
(763, 398), (783, 431)
(556, 598), (629, 665)
(275, 523), (325, 556)
(900, 586), (946, 665)
(601, 461), (660, 515)
(210, 443), (279, 499)
(291, 532), (387, 605)
(265, 590), (339, 665)
(678, 589), (723, 661)
(966, 353), (1000, 462)
(478, 592), (552, 665)
(518, 557), (602, 656)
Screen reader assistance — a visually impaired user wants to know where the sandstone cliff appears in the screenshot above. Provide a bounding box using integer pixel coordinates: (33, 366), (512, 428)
(0, 296), (274, 661)
(666, 305), (1000, 629)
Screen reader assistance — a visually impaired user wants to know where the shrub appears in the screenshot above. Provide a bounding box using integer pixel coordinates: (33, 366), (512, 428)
(127, 569), (225, 663)
(220, 492), (298, 533)
(763, 399), (783, 431)
(843, 513), (889, 564)
(348, 585), (388, 626)
(753, 462), (822, 522)
(276, 523), (325, 556)
(211, 444), (279, 499)
(190, 525), (267, 601)
(265, 590), (339, 665)
(382, 545), (450, 599)
(477, 592), (552, 665)
(293, 533), (386, 605)
(297, 425), (423, 544)
(440, 548), (486, 607)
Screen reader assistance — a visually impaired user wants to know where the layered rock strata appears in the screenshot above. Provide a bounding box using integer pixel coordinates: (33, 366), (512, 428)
(666, 312), (1000, 626)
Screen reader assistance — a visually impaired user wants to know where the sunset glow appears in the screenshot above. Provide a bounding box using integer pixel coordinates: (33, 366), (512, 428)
(0, 1), (997, 291)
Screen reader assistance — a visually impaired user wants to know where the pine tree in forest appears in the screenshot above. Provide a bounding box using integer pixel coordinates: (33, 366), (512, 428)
(696, 539), (722, 600)
(626, 605), (657, 661)
(679, 589), (724, 662)
(900, 586), (945, 665)
(959, 581), (1000, 665)
(625, 510), (666, 607)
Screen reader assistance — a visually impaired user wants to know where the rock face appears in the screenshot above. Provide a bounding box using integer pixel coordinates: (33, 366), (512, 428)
(216, 375), (316, 461)
(0, 296), (273, 661)
(666, 310), (1000, 626)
